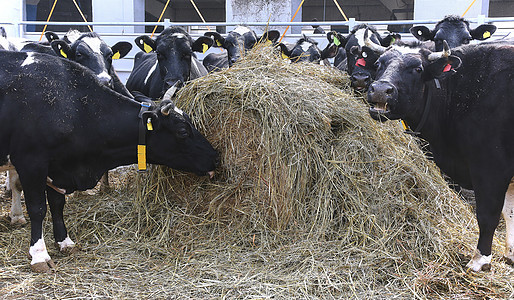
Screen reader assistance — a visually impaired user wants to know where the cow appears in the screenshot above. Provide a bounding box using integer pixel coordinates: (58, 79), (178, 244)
(126, 26), (213, 99)
(410, 15), (496, 51)
(365, 37), (514, 272)
(202, 26), (280, 72)
(323, 25), (400, 92)
(0, 50), (218, 272)
(277, 34), (337, 65)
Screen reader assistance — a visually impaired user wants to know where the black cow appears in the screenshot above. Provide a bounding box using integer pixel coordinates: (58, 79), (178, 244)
(0, 50), (218, 272)
(277, 34), (337, 65)
(323, 25), (400, 91)
(202, 26), (280, 72)
(410, 15), (496, 51)
(126, 26), (213, 99)
(366, 39), (514, 272)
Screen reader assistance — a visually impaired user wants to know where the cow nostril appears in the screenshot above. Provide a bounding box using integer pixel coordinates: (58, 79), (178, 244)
(386, 87), (394, 95)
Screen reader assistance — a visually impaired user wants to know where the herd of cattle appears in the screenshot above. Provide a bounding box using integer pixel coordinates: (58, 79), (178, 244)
(0, 15), (512, 274)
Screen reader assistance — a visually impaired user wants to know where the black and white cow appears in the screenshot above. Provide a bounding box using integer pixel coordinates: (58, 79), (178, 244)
(366, 38), (514, 272)
(323, 25), (400, 91)
(410, 15), (496, 51)
(202, 26), (280, 72)
(277, 34), (337, 65)
(126, 26), (213, 99)
(0, 50), (218, 272)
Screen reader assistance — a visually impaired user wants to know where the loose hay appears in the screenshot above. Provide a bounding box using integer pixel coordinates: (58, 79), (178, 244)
(1, 45), (513, 299)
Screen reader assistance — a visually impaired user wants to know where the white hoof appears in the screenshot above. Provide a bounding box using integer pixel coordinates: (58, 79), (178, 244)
(466, 249), (492, 272)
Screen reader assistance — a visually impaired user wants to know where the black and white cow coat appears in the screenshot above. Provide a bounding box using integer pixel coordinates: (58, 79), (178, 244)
(366, 40), (514, 272)
(278, 34), (337, 65)
(202, 26), (280, 72)
(126, 26), (213, 99)
(0, 51), (218, 272)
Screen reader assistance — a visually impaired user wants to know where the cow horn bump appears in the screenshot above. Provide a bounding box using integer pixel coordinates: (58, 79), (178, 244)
(162, 80), (182, 102)
(427, 41), (452, 61)
(364, 28), (386, 54)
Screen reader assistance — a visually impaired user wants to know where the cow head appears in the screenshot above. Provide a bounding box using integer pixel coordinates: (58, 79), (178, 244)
(135, 27), (213, 96)
(205, 26), (280, 66)
(367, 40), (461, 122)
(51, 32), (132, 87)
(278, 34), (337, 64)
(410, 15), (496, 51)
(137, 88), (218, 177)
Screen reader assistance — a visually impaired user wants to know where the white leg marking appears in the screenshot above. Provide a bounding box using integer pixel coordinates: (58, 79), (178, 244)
(466, 249), (492, 272)
(8, 170), (26, 225)
(29, 237), (51, 265)
(57, 237), (76, 252)
(502, 180), (514, 264)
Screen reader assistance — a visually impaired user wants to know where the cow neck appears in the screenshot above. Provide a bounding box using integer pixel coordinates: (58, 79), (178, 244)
(403, 78), (444, 135)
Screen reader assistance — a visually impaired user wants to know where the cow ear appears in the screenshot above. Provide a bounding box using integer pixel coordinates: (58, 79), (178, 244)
(142, 111), (160, 131)
(135, 36), (156, 53)
(192, 36), (214, 53)
(277, 43), (292, 60)
(425, 55), (461, 79)
(410, 26), (433, 41)
(111, 42), (132, 60)
(470, 24), (496, 40)
(204, 32), (225, 48)
(45, 31), (60, 43)
(51, 40), (71, 59)
(260, 30), (280, 44)
(321, 43), (338, 59)
(381, 33), (401, 46)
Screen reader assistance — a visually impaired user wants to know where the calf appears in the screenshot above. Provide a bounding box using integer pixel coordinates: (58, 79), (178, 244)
(126, 26), (213, 99)
(0, 50), (218, 272)
(410, 15), (496, 51)
(278, 34), (337, 64)
(366, 38), (514, 272)
(202, 26), (280, 72)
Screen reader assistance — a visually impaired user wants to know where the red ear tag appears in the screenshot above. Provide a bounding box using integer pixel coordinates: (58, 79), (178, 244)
(443, 64), (452, 72)
(356, 58), (366, 67)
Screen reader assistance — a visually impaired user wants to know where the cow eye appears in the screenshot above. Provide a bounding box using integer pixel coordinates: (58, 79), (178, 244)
(414, 66), (423, 73)
(176, 127), (189, 139)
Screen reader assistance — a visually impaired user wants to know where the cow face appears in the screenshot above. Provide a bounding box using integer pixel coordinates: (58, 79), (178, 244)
(135, 27), (213, 96)
(51, 32), (132, 87)
(348, 46), (380, 92)
(410, 15), (496, 51)
(206, 26), (280, 67)
(367, 42), (461, 122)
(142, 100), (218, 176)
(278, 35), (336, 64)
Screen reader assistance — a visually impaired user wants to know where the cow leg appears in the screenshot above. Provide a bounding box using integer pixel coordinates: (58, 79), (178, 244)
(466, 176), (509, 272)
(47, 187), (76, 254)
(502, 180), (514, 265)
(8, 169), (26, 225)
(99, 171), (110, 193)
(14, 162), (56, 273)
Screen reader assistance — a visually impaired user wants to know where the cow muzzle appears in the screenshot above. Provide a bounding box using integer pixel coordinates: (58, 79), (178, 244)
(351, 72), (371, 92)
(367, 81), (397, 121)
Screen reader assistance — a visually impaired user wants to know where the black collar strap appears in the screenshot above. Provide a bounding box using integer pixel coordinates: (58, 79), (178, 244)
(403, 78), (441, 135)
(138, 102), (152, 171)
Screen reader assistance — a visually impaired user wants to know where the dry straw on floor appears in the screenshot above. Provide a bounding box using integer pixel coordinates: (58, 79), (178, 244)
(1, 44), (513, 299)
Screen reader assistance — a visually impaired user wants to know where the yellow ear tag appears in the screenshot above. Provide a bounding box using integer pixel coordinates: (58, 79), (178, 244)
(333, 36), (341, 46)
(265, 40), (272, 46)
(146, 119), (153, 131)
(112, 51), (121, 60)
(216, 40), (222, 47)
(60, 49), (68, 58)
(483, 31), (491, 39)
(143, 43), (153, 53)
(281, 53), (289, 60)
(202, 43), (208, 54)
(137, 145), (147, 170)
(400, 120), (409, 130)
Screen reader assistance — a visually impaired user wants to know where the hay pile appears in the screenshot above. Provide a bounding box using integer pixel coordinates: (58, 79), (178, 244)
(1, 45), (513, 299)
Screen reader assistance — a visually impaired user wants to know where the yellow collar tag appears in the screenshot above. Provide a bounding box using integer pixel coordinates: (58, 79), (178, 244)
(483, 31), (491, 39)
(112, 52), (121, 60)
(144, 43), (153, 53)
(60, 49), (68, 58)
(281, 53), (289, 60)
(202, 43), (208, 53)
(146, 119), (153, 131)
(137, 145), (147, 170)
